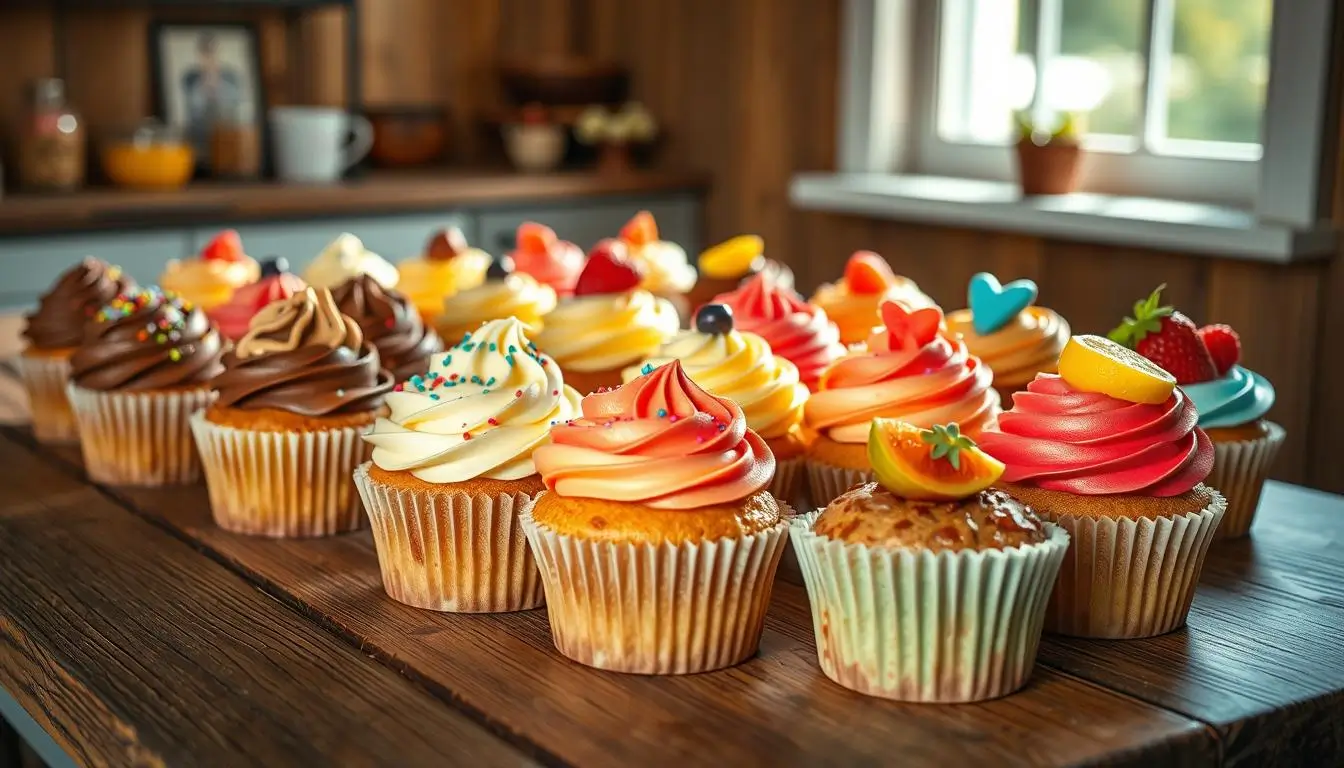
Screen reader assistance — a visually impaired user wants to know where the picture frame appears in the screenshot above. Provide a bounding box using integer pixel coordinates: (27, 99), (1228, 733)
(148, 21), (266, 176)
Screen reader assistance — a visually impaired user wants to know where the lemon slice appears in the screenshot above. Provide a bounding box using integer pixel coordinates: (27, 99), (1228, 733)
(1058, 335), (1175, 405)
(699, 235), (764, 279)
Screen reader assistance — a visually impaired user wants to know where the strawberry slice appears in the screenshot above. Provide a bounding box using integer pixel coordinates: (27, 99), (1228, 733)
(619, 211), (659, 247)
(202, 230), (244, 262)
(1197, 324), (1241, 377)
(844, 250), (896, 295)
(517, 222), (557, 254)
(573, 238), (643, 296)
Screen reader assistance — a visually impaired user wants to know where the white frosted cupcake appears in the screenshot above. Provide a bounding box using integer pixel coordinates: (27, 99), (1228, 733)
(304, 233), (400, 289)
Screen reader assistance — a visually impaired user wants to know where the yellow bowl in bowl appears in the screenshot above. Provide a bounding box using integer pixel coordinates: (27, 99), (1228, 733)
(101, 142), (195, 190)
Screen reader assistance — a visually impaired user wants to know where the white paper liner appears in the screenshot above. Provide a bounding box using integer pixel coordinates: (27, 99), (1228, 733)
(67, 383), (215, 486)
(790, 510), (1069, 702)
(807, 460), (873, 509)
(1042, 486), (1226, 639)
(1208, 423), (1285, 539)
(16, 352), (78, 443)
(520, 495), (795, 674)
(355, 462), (544, 613)
(191, 412), (369, 538)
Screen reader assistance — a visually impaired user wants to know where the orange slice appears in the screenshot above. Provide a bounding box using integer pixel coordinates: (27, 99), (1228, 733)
(867, 419), (1004, 501)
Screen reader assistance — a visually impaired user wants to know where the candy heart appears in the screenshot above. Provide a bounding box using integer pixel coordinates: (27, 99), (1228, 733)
(881, 300), (943, 351)
(968, 272), (1037, 335)
(574, 238), (643, 296)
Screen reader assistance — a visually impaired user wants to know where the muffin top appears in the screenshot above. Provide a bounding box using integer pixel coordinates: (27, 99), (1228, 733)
(945, 273), (1070, 390)
(810, 251), (935, 345)
(213, 287), (393, 416)
(304, 233), (399, 289)
(331, 274), (444, 382)
(618, 211), (696, 295)
(711, 271), (844, 390)
(815, 482), (1046, 551)
(69, 286), (224, 391)
(25, 257), (136, 350)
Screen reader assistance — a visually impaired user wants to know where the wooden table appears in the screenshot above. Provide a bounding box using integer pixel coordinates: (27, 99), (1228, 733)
(0, 364), (1340, 767)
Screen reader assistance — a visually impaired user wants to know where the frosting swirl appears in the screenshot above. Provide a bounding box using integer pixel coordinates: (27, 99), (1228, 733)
(536, 289), (679, 372)
(304, 234), (400, 289)
(364, 318), (581, 482)
(435, 273), (558, 342)
(805, 308), (998, 442)
(711, 273), (844, 390)
(208, 270), (308, 341)
(70, 287), (224, 391)
(160, 255), (259, 310)
(511, 237), (585, 297)
(977, 374), (1213, 496)
(332, 275), (444, 382)
(1182, 365), (1275, 428)
(622, 329), (806, 440)
(24, 258), (136, 350)
(534, 360), (774, 509)
(946, 306), (1070, 389)
(628, 240), (696, 295)
(396, 228), (491, 319)
(811, 274), (936, 346)
(213, 287), (393, 415)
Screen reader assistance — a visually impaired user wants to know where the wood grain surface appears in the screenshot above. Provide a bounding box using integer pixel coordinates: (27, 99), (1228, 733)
(0, 432), (531, 768)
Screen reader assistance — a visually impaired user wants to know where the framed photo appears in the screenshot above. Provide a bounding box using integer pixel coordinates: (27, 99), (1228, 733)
(149, 22), (265, 174)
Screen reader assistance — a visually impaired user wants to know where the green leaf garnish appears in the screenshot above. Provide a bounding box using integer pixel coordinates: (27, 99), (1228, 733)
(1107, 283), (1173, 348)
(919, 423), (977, 472)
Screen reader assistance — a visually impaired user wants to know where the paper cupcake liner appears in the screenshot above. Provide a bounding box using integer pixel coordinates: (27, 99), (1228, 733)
(1208, 423), (1285, 540)
(520, 495), (794, 674)
(190, 412), (369, 538)
(1042, 487), (1226, 638)
(355, 462), (544, 613)
(66, 384), (216, 486)
(807, 460), (873, 510)
(16, 352), (79, 444)
(791, 510), (1069, 702)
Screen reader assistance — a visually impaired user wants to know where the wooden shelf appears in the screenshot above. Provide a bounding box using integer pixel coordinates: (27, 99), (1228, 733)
(0, 169), (710, 238)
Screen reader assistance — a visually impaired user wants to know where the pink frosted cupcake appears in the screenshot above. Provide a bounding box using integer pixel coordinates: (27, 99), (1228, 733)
(711, 271), (845, 391)
(208, 257), (307, 342)
(509, 222), (585, 297)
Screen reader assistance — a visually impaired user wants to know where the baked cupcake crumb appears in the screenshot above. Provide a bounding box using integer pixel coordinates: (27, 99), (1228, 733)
(815, 481), (1046, 552)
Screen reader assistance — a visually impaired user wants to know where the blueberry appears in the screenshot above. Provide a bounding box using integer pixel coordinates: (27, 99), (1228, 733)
(259, 257), (290, 277)
(486, 255), (515, 280)
(695, 303), (734, 335)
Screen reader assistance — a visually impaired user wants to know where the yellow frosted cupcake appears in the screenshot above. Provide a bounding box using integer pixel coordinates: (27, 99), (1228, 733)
(811, 251), (936, 346)
(160, 229), (260, 310)
(396, 226), (491, 322)
(304, 233), (400, 289)
(434, 254), (557, 344)
(946, 273), (1070, 402)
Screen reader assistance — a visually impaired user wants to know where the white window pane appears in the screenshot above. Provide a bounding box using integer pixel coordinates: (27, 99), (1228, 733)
(1056, 0), (1146, 137)
(1162, 0), (1272, 145)
(936, 0), (1033, 144)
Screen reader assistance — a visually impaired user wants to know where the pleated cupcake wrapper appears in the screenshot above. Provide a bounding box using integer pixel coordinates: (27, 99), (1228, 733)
(807, 460), (873, 510)
(66, 384), (216, 486)
(1043, 489), (1226, 639)
(1208, 423), (1286, 540)
(520, 497), (795, 675)
(191, 413), (369, 538)
(16, 353), (78, 444)
(790, 511), (1070, 703)
(355, 463), (544, 613)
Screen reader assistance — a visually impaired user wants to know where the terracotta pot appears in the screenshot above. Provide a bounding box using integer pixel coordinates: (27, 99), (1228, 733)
(597, 142), (633, 175)
(1015, 140), (1082, 196)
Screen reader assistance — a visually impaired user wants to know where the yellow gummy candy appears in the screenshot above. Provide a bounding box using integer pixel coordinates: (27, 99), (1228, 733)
(698, 235), (765, 279)
(1058, 335), (1176, 405)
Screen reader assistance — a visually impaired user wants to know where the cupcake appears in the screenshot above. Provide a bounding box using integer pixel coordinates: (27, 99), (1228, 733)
(523, 360), (791, 674)
(356, 317), (581, 612)
(536, 239), (679, 394)
(434, 254), (558, 344)
(1108, 286), (1281, 539)
(18, 258), (135, 443)
(792, 418), (1068, 702)
(193, 287), (393, 537)
(509, 222), (585, 297)
(804, 300), (999, 507)
(686, 234), (795, 312)
(208, 258), (307, 342)
(623, 303), (810, 502)
(977, 335), (1226, 639)
(811, 251), (936, 346)
(67, 287), (224, 486)
(946, 273), (1070, 401)
(332, 274), (444, 382)
(711, 271), (844, 391)
(396, 227), (492, 321)
(304, 233), (399, 289)
(160, 229), (260, 311)
(618, 211), (696, 322)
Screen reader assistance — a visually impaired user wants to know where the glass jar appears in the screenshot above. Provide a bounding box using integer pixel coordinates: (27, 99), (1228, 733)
(101, 120), (195, 191)
(17, 78), (86, 192)
(210, 100), (261, 180)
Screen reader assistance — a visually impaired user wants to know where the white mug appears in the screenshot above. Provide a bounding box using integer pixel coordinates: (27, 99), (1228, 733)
(270, 106), (373, 183)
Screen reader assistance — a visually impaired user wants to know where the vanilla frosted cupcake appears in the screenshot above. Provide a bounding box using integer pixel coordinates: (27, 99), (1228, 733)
(434, 255), (557, 344)
(356, 317), (582, 612)
(304, 233), (399, 289)
(396, 227), (491, 321)
(624, 303), (809, 502)
(537, 239), (679, 394)
(946, 273), (1070, 401)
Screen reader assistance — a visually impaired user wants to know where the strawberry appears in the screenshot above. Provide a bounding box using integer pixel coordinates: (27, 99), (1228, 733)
(844, 251), (896, 295)
(1197, 324), (1241, 377)
(1107, 285), (1218, 384)
(202, 229), (244, 262)
(573, 238), (642, 296)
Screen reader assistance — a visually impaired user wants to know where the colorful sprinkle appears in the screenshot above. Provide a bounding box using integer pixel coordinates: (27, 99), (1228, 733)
(641, 363), (655, 376)
(168, 348), (182, 362)
(656, 408), (667, 418)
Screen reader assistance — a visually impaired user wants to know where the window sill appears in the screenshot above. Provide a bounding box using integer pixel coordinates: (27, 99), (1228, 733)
(789, 173), (1337, 263)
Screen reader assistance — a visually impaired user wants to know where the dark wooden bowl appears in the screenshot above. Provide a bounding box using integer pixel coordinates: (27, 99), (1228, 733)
(498, 58), (628, 106)
(367, 106), (449, 168)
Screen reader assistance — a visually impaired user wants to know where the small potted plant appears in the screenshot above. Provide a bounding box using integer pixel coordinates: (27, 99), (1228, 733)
(575, 102), (658, 174)
(1013, 110), (1083, 196)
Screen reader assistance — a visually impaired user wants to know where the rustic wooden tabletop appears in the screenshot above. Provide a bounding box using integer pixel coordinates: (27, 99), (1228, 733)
(0, 344), (1339, 767)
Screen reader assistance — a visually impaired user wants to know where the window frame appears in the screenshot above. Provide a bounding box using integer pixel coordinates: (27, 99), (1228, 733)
(838, 0), (1335, 225)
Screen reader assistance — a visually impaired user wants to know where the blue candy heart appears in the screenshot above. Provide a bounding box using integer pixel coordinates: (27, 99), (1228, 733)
(968, 272), (1038, 335)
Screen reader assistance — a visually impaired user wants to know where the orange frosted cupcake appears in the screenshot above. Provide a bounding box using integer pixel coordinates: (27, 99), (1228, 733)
(160, 229), (260, 311)
(192, 287), (393, 537)
(946, 273), (1070, 402)
(804, 300), (999, 507)
(523, 360), (791, 674)
(18, 257), (134, 443)
(810, 251), (936, 346)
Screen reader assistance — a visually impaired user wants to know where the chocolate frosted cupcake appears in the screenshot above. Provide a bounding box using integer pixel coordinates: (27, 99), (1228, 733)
(192, 287), (393, 537)
(19, 258), (135, 443)
(67, 287), (224, 485)
(332, 274), (444, 382)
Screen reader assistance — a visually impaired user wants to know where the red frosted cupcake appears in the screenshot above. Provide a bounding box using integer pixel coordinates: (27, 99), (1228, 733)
(711, 271), (844, 391)
(209, 257), (307, 342)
